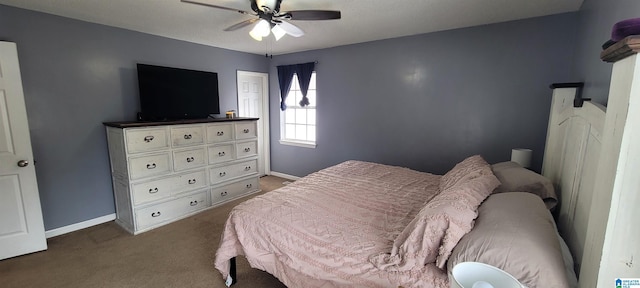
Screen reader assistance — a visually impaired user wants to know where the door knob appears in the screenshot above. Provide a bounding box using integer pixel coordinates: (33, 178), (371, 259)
(17, 160), (29, 167)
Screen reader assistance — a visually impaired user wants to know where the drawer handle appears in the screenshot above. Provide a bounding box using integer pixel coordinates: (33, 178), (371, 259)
(151, 211), (161, 217)
(149, 187), (159, 194)
(144, 135), (154, 142)
(219, 171), (226, 177)
(146, 163), (156, 169)
(244, 166), (251, 171)
(243, 128), (249, 133)
(217, 131), (224, 136)
(246, 183), (252, 189)
(244, 147), (251, 152)
(186, 157), (195, 163)
(218, 151), (226, 157)
(184, 134), (192, 140)
(188, 179), (196, 184)
(190, 200), (198, 206)
(221, 191), (228, 197)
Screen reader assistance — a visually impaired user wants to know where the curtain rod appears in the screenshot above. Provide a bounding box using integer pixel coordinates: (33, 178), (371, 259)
(275, 61), (318, 66)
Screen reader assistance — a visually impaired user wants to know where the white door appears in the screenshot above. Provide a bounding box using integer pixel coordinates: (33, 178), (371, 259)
(237, 71), (269, 176)
(0, 42), (47, 260)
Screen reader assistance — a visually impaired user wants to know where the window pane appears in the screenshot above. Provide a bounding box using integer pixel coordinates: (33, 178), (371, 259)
(285, 124), (296, 139)
(294, 92), (302, 107)
(307, 126), (316, 141)
(295, 109), (307, 125)
(285, 109), (296, 124)
(305, 90), (316, 107)
(285, 92), (296, 107)
(307, 109), (316, 125)
(295, 125), (306, 141)
(309, 74), (316, 88)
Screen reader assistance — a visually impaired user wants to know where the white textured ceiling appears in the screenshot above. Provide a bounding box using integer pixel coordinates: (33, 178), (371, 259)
(0, 0), (584, 55)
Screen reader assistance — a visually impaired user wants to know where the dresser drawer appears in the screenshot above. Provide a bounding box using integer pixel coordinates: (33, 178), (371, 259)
(208, 144), (235, 164)
(209, 159), (258, 185)
(136, 200), (178, 230)
(235, 122), (257, 140)
(136, 190), (210, 230)
(171, 125), (204, 147)
(206, 123), (234, 143)
(236, 140), (257, 159)
(131, 177), (173, 205)
(125, 128), (169, 153)
(177, 191), (210, 217)
(174, 170), (207, 193)
(129, 152), (171, 180)
(234, 159), (258, 178)
(209, 165), (233, 184)
(173, 147), (207, 171)
(211, 177), (260, 204)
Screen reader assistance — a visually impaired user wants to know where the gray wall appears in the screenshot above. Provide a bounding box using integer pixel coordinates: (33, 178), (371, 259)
(0, 5), (269, 230)
(269, 13), (578, 177)
(572, 0), (640, 105)
(2, 2), (608, 231)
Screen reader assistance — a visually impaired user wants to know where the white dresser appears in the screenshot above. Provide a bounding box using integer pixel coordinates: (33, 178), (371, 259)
(104, 118), (260, 234)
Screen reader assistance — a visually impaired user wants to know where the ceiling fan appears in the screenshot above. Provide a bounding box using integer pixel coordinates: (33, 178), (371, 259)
(181, 0), (341, 41)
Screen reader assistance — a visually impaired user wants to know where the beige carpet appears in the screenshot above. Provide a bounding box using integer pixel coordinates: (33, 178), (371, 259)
(0, 176), (290, 288)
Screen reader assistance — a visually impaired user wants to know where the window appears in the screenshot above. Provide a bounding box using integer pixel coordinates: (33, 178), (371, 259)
(280, 72), (316, 148)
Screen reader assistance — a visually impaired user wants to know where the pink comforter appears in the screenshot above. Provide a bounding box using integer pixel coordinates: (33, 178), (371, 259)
(214, 160), (450, 287)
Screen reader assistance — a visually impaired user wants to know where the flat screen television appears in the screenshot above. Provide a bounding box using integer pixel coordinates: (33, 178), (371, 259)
(137, 63), (220, 121)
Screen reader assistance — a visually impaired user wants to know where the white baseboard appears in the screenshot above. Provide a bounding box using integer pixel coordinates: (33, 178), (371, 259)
(44, 172), (298, 239)
(45, 213), (116, 238)
(268, 171), (300, 181)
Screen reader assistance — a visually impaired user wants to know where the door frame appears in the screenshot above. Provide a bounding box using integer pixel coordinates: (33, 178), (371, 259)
(236, 70), (270, 175)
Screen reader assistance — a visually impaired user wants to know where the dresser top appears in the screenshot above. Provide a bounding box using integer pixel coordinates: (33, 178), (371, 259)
(103, 117), (259, 128)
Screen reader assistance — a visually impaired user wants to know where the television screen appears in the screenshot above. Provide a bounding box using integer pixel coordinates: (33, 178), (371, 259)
(137, 63), (220, 121)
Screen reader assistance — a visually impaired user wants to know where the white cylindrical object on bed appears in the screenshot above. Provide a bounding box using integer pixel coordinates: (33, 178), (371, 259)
(511, 148), (532, 168)
(450, 262), (523, 288)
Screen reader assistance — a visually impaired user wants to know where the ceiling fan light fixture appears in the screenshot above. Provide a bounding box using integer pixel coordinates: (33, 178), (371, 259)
(255, 19), (272, 36)
(271, 25), (286, 41)
(184, 0), (338, 41)
(249, 29), (263, 41)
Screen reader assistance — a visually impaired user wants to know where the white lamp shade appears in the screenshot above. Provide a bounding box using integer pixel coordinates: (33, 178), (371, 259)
(450, 262), (523, 288)
(511, 148), (532, 168)
(249, 29), (263, 41)
(249, 30), (262, 41)
(253, 19), (271, 37)
(249, 19), (271, 41)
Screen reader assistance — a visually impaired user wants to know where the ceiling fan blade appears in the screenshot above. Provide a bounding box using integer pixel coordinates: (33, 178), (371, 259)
(181, 0), (252, 15)
(277, 21), (304, 37)
(286, 10), (341, 20)
(224, 18), (259, 31)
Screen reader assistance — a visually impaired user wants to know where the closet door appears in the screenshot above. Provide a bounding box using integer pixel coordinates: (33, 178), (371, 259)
(0, 42), (47, 260)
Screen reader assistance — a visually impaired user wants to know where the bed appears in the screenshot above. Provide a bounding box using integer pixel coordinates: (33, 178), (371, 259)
(213, 156), (575, 287)
(211, 36), (640, 288)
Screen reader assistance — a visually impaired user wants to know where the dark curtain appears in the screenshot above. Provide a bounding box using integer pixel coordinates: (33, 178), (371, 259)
(296, 62), (315, 107)
(277, 62), (315, 110)
(277, 64), (296, 111)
